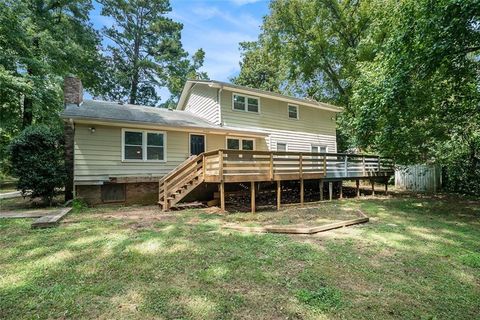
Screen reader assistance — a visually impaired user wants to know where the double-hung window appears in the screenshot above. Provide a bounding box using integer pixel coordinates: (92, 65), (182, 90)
(233, 93), (259, 113)
(288, 105), (299, 119)
(123, 129), (166, 161)
(226, 137), (255, 150)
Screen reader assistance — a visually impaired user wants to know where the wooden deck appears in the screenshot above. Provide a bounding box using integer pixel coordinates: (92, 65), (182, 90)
(158, 149), (394, 211)
(203, 149), (393, 183)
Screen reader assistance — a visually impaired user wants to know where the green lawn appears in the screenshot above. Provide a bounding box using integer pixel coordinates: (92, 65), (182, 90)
(0, 195), (479, 319)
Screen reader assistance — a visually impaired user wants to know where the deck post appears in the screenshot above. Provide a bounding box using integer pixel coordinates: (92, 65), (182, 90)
(219, 150), (225, 211)
(384, 179), (388, 195)
(329, 182), (333, 201)
(219, 150), (224, 181)
(300, 179), (304, 206)
(344, 155), (348, 178)
(202, 154), (206, 179)
(277, 180), (281, 210)
(362, 156), (366, 176)
(163, 180), (168, 211)
(371, 180), (375, 196)
(251, 181), (255, 213)
(299, 153), (303, 179)
(319, 180), (324, 201)
(339, 181), (343, 199)
(356, 179), (360, 198)
(219, 182), (225, 212)
(269, 152), (274, 180)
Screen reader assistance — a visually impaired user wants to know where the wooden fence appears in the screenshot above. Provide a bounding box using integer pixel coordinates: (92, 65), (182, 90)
(395, 164), (442, 193)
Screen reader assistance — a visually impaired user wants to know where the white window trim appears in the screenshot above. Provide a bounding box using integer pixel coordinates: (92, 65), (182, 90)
(288, 104), (299, 120)
(189, 133), (207, 156)
(121, 128), (167, 162)
(311, 144), (328, 153)
(276, 142), (289, 151)
(225, 136), (256, 150)
(232, 93), (261, 114)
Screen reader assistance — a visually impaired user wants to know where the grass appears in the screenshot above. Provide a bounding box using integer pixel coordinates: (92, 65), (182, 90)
(0, 194), (479, 319)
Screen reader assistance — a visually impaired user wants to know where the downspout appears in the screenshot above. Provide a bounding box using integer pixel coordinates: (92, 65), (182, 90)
(218, 88), (223, 126)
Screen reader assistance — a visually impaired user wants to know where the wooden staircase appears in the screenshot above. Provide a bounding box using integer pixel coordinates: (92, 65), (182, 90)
(158, 154), (205, 211)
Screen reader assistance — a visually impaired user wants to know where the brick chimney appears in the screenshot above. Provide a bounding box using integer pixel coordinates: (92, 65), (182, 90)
(64, 76), (83, 105)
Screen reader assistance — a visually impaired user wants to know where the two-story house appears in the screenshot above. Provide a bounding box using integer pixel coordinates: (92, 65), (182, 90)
(62, 77), (390, 209)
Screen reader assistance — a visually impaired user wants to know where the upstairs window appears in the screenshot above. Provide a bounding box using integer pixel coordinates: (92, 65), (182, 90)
(288, 105), (299, 119)
(123, 129), (166, 161)
(233, 94), (259, 113)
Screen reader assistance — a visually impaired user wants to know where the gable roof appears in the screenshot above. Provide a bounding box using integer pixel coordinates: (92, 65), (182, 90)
(61, 100), (268, 136)
(177, 79), (343, 113)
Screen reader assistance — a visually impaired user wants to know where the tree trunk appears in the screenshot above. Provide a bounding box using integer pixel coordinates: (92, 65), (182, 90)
(129, 31), (142, 105)
(22, 96), (33, 128)
(129, 71), (139, 105)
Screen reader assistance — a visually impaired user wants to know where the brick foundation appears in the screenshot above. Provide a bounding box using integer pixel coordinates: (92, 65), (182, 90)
(76, 182), (159, 206)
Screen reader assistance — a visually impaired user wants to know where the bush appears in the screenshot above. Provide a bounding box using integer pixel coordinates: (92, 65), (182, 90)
(8, 125), (65, 205)
(71, 198), (88, 212)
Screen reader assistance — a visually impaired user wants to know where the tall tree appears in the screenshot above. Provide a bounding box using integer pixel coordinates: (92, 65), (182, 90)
(349, 0), (479, 193)
(231, 41), (285, 93)
(257, 0), (372, 106)
(0, 0), (103, 170)
(0, 0), (103, 128)
(98, 0), (207, 107)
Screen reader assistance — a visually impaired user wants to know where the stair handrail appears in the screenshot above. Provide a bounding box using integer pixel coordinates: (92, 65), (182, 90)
(159, 154), (199, 186)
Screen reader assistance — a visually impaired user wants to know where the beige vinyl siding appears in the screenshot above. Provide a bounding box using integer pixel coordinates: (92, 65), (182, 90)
(184, 85), (220, 124)
(74, 124), (264, 183)
(220, 89), (337, 152)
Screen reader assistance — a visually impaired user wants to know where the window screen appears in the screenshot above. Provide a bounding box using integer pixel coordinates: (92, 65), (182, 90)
(288, 105), (298, 119)
(247, 97), (259, 112)
(147, 132), (164, 160)
(124, 131), (143, 160)
(233, 95), (246, 111)
(227, 138), (240, 150)
(242, 139), (254, 150)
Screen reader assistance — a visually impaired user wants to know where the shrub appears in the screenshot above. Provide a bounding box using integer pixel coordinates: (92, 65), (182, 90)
(71, 198), (88, 212)
(8, 125), (65, 205)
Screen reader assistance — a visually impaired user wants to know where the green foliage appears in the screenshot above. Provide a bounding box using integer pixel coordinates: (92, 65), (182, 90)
(296, 287), (342, 311)
(96, 0), (207, 106)
(348, 0), (480, 194)
(0, 0), (103, 171)
(8, 125), (65, 204)
(459, 253), (480, 269)
(71, 198), (89, 212)
(231, 41), (285, 92)
(241, 0), (480, 194)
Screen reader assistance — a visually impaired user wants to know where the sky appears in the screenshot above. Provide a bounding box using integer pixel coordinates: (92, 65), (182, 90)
(89, 0), (270, 100)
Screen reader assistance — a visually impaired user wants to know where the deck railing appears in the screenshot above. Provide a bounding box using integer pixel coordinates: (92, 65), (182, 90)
(202, 149), (393, 183)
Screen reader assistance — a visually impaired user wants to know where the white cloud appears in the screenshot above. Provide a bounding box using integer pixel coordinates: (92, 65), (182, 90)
(189, 6), (261, 31)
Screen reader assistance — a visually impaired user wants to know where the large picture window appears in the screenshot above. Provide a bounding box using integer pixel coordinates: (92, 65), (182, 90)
(232, 93), (260, 113)
(122, 129), (166, 161)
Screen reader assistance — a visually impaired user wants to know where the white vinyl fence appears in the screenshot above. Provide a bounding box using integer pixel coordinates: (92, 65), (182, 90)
(395, 164), (442, 193)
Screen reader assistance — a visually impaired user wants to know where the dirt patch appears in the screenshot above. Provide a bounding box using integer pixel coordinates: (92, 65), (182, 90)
(65, 206), (179, 229)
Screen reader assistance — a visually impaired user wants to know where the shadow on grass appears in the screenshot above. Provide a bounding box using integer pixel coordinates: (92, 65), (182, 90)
(0, 195), (479, 319)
